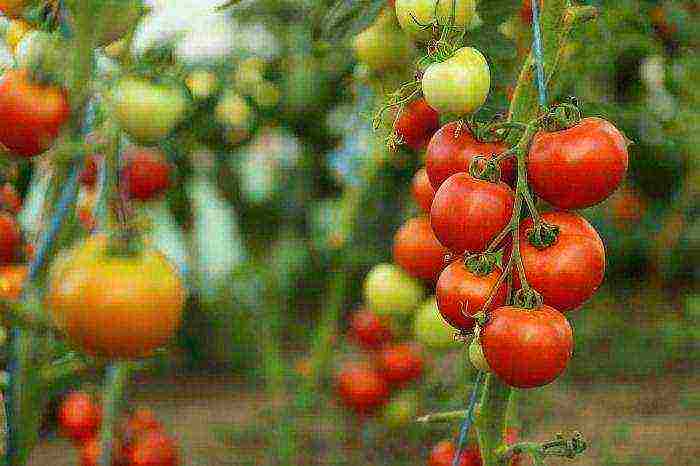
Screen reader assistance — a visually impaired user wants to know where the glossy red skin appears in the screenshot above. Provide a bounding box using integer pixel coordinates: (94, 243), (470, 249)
(58, 392), (102, 445)
(426, 122), (516, 190)
(411, 167), (435, 214)
(0, 184), (22, 214)
(393, 216), (449, 281)
(436, 260), (508, 331)
(121, 148), (171, 201)
(481, 305), (573, 389)
(376, 343), (424, 387)
(349, 308), (392, 350)
(129, 430), (179, 466)
(79, 155), (100, 188)
(0, 212), (22, 263)
(517, 211), (605, 311)
(527, 117), (629, 210)
(431, 173), (515, 254)
(0, 70), (70, 157)
(336, 362), (390, 415)
(428, 440), (481, 466)
(394, 98), (440, 151)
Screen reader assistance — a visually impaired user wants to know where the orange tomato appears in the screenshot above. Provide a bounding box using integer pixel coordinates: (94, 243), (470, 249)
(0, 264), (27, 300)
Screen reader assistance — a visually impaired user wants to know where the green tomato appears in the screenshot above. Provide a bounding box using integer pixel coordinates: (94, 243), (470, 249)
(395, 0), (476, 41)
(422, 46), (490, 115)
(381, 390), (419, 428)
(112, 77), (191, 145)
(352, 12), (416, 72)
(364, 263), (424, 316)
(469, 338), (490, 372)
(414, 297), (459, 350)
(215, 90), (254, 145)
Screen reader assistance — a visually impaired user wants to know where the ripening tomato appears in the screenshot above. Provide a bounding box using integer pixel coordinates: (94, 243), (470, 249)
(428, 440), (481, 466)
(426, 122), (515, 189)
(350, 308), (392, 350)
(46, 235), (186, 358)
(431, 173), (514, 254)
(411, 168), (435, 214)
(527, 117), (629, 210)
(0, 70), (70, 157)
(0, 212), (22, 263)
(0, 0), (30, 18)
(0, 183), (22, 214)
(517, 211), (605, 312)
(422, 47), (490, 116)
(480, 305), (573, 388)
(414, 297), (459, 349)
(0, 264), (27, 300)
(436, 259), (508, 331)
(393, 99), (440, 151)
(121, 147), (171, 201)
(393, 216), (449, 282)
(395, 0), (476, 41)
(376, 343), (424, 387)
(353, 11), (416, 72)
(80, 437), (123, 466)
(336, 362), (390, 415)
(364, 263), (425, 316)
(128, 430), (178, 466)
(58, 391), (102, 445)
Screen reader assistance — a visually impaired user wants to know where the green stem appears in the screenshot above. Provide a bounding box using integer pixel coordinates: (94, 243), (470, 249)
(475, 375), (511, 466)
(98, 363), (131, 466)
(416, 410), (468, 424)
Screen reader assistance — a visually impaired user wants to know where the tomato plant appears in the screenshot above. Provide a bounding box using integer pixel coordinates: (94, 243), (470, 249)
(58, 392), (102, 445)
(393, 216), (449, 281)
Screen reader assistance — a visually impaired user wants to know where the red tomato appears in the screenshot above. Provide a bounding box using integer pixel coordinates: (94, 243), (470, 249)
(121, 148), (171, 201)
(79, 155), (100, 188)
(376, 343), (424, 387)
(129, 430), (178, 466)
(393, 216), (449, 281)
(431, 173), (514, 254)
(428, 440), (481, 466)
(394, 98), (440, 151)
(480, 305), (573, 388)
(436, 259), (508, 331)
(80, 437), (124, 466)
(349, 308), (392, 350)
(58, 392), (102, 445)
(0, 183), (22, 214)
(426, 122), (515, 190)
(336, 362), (390, 415)
(517, 211), (605, 312)
(527, 117), (629, 210)
(0, 70), (70, 157)
(0, 212), (21, 263)
(411, 167), (435, 214)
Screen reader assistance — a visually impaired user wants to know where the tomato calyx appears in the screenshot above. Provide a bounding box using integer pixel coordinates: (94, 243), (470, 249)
(538, 98), (582, 132)
(512, 287), (544, 310)
(498, 431), (587, 464)
(463, 253), (497, 277)
(525, 221), (559, 250)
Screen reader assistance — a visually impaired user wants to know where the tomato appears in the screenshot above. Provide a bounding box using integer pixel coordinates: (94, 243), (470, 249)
(414, 297), (459, 349)
(0, 212), (22, 263)
(128, 430), (178, 466)
(517, 211), (605, 312)
(215, 90), (253, 145)
(121, 147), (171, 201)
(0, 0), (30, 18)
(436, 260), (507, 331)
(79, 155), (100, 188)
(0, 264), (27, 300)
(353, 10), (416, 72)
(426, 122), (515, 190)
(349, 308), (392, 350)
(422, 47), (490, 116)
(527, 117), (629, 210)
(393, 216), (449, 282)
(185, 70), (218, 100)
(468, 338), (490, 372)
(336, 362), (390, 415)
(411, 167), (435, 214)
(480, 305), (573, 388)
(364, 263), (425, 316)
(0, 183), (22, 214)
(112, 77), (190, 145)
(431, 173), (514, 254)
(393, 98), (440, 151)
(46, 235), (186, 358)
(395, 0), (476, 41)
(376, 343), (424, 387)
(80, 437), (123, 466)
(0, 70), (69, 157)
(58, 391), (102, 445)
(428, 440), (481, 466)
(607, 185), (646, 229)
(381, 390), (419, 428)
(121, 408), (165, 461)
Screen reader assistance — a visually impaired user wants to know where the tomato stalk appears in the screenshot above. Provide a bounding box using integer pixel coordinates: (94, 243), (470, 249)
(97, 363), (131, 466)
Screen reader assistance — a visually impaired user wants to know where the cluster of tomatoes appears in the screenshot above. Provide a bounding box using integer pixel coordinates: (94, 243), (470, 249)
(57, 391), (178, 466)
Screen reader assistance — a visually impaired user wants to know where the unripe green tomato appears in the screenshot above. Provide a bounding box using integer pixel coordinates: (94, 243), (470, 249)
(215, 90), (254, 145)
(364, 263), (424, 316)
(381, 390), (419, 428)
(352, 17), (416, 72)
(469, 338), (490, 372)
(422, 47), (490, 115)
(186, 70), (218, 100)
(395, 0), (476, 42)
(414, 297), (459, 350)
(112, 77), (191, 145)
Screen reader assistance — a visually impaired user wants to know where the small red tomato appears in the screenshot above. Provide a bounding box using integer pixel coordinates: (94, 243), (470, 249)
(377, 343), (424, 387)
(0, 183), (22, 214)
(0, 212), (22, 263)
(426, 122), (515, 190)
(481, 305), (573, 388)
(517, 211), (605, 312)
(79, 155), (101, 188)
(121, 148), (171, 201)
(394, 98), (440, 151)
(436, 260), (508, 331)
(428, 440), (481, 466)
(349, 308), (392, 350)
(411, 167), (435, 214)
(527, 117), (629, 210)
(129, 430), (178, 466)
(431, 173), (514, 254)
(393, 216), (449, 282)
(336, 362), (390, 416)
(80, 437), (124, 466)
(121, 408), (165, 460)
(0, 70), (70, 157)
(58, 391), (102, 445)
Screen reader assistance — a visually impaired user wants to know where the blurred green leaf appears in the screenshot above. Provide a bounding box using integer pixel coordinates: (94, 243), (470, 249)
(321, 0), (386, 41)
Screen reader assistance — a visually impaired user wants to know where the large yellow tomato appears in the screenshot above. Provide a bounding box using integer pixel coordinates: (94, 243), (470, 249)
(46, 235), (186, 359)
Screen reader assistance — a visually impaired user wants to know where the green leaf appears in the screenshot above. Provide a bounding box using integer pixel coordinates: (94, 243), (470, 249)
(478, 0), (520, 26)
(321, 0), (386, 41)
(215, 0), (244, 11)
